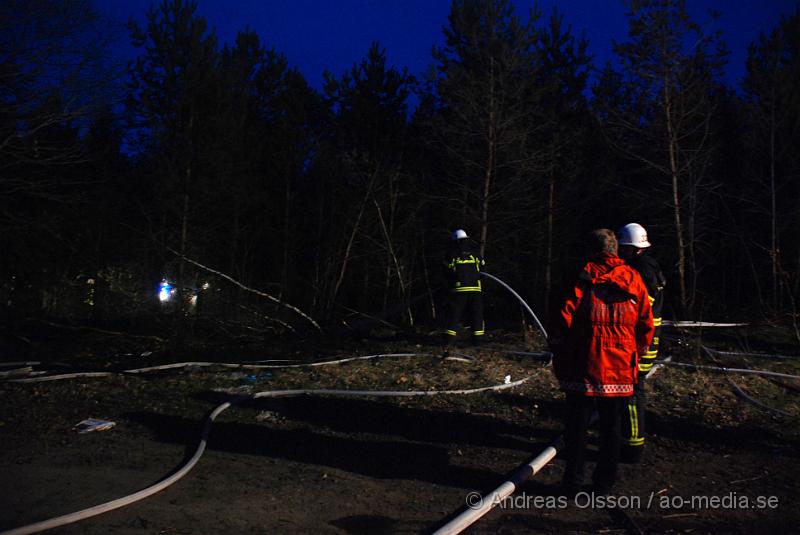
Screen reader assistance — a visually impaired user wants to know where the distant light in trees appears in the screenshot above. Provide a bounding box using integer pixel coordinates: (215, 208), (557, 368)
(158, 280), (174, 303)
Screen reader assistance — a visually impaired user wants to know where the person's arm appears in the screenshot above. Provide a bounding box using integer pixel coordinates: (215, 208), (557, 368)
(552, 271), (589, 342)
(635, 281), (655, 358)
(442, 252), (455, 287)
(550, 275), (588, 381)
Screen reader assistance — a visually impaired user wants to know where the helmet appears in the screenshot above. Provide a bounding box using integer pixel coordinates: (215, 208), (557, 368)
(452, 229), (468, 240)
(617, 223), (651, 248)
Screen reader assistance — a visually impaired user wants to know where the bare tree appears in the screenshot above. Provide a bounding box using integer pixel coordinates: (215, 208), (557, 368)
(318, 43), (415, 319)
(0, 0), (117, 219)
(534, 9), (591, 314)
(127, 0), (218, 321)
(743, 9), (800, 311)
(593, 0), (727, 316)
(430, 0), (545, 258)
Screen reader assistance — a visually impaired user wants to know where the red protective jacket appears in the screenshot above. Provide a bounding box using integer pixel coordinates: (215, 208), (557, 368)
(553, 253), (655, 397)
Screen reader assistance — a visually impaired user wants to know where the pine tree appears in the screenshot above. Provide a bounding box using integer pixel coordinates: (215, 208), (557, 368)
(318, 43), (415, 318)
(743, 9), (800, 312)
(533, 8), (592, 315)
(0, 0), (115, 317)
(593, 0), (727, 315)
(127, 0), (219, 325)
(430, 0), (543, 259)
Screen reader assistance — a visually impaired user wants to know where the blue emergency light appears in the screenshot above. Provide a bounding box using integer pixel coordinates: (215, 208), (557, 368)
(158, 280), (174, 302)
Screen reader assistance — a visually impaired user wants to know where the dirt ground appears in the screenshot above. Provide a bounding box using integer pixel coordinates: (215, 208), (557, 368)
(1, 327), (799, 534)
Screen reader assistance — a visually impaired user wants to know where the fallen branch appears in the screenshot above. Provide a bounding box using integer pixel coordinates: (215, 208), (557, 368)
(236, 304), (297, 335)
(729, 471), (768, 485)
(168, 249), (321, 332)
(9, 371), (114, 383)
(0, 367), (33, 378)
(27, 318), (166, 343)
(339, 304), (400, 330)
(0, 361), (41, 368)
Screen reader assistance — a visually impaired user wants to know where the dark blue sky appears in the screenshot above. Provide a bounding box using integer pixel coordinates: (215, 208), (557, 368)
(100, 0), (798, 90)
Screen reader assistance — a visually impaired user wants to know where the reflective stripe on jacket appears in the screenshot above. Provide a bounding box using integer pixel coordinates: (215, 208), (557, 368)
(627, 253), (665, 372)
(445, 246), (484, 293)
(553, 253), (655, 397)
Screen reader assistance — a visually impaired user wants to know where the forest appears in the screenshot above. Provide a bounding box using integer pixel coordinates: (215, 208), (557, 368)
(2, 0), (800, 349)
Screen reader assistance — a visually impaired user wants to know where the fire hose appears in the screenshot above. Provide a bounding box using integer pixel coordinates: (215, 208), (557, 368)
(1, 376), (535, 535)
(3, 271), (782, 534)
(3, 272), (548, 534)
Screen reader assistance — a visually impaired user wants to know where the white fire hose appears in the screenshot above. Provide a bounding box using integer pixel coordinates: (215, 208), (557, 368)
(3, 271), (551, 534)
(1, 377), (534, 535)
(5, 270), (770, 534)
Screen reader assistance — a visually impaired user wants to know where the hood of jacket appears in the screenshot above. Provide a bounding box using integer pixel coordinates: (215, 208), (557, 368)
(582, 253), (639, 298)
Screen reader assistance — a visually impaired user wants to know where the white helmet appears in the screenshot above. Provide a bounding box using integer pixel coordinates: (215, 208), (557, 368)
(617, 223), (651, 248)
(452, 229), (468, 240)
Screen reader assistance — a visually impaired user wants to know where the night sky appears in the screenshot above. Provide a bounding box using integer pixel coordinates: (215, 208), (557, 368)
(100, 0), (797, 91)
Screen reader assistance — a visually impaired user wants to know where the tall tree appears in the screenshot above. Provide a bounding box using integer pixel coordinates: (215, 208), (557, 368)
(258, 49), (322, 306)
(593, 0), (727, 315)
(533, 9), (592, 315)
(743, 9), (800, 311)
(127, 0), (219, 316)
(430, 0), (543, 259)
(0, 0), (116, 316)
(318, 43), (415, 319)
(0, 0), (114, 210)
(208, 30), (320, 300)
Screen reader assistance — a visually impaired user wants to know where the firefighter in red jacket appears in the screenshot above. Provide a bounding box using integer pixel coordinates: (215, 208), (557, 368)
(551, 229), (654, 494)
(617, 223), (666, 463)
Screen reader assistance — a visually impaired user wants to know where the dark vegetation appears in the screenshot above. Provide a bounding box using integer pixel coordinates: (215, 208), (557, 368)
(3, 2), (800, 532)
(2, 0), (800, 355)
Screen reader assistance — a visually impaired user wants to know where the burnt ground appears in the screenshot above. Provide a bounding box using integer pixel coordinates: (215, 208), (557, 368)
(1, 326), (800, 534)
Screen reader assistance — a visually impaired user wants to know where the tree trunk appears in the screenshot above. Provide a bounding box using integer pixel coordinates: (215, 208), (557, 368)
(769, 95), (778, 309)
(480, 56), (496, 259)
(228, 195), (240, 280)
(421, 232), (437, 321)
(281, 168), (292, 308)
(545, 167), (555, 318)
(664, 81), (688, 315)
(331, 171), (377, 312)
(375, 198), (412, 325)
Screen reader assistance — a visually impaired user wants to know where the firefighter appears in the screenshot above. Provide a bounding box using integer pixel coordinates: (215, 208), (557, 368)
(443, 229), (485, 347)
(617, 222), (666, 464)
(551, 229), (654, 494)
